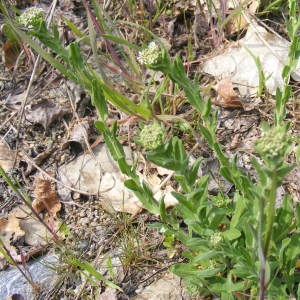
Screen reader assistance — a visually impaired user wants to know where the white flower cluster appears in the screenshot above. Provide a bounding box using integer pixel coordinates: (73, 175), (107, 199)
(137, 42), (160, 65)
(210, 232), (223, 245)
(18, 7), (44, 28)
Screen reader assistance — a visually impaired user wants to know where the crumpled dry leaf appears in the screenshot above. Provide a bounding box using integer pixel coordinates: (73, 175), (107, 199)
(25, 99), (70, 129)
(0, 214), (25, 264)
(12, 205), (54, 247)
(4, 92), (25, 110)
(225, 0), (259, 34)
(61, 119), (91, 153)
(3, 40), (21, 69)
(203, 24), (300, 95)
(0, 140), (16, 172)
(32, 178), (61, 216)
(214, 78), (243, 108)
(0, 215), (25, 247)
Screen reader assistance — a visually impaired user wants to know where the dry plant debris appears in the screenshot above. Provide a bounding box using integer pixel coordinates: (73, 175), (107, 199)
(0, 140), (16, 172)
(32, 177), (61, 216)
(25, 99), (70, 130)
(0, 177), (61, 268)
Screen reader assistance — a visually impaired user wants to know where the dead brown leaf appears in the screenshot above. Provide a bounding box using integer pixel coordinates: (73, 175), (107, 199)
(25, 99), (70, 130)
(12, 205), (53, 247)
(0, 140), (16, 172)
(0, 214), (25, 264)
(32, 178), (61, 216)
(3, 40), (21, 69)
(61, 118), (91, 153)
(225, 0), (259, 34)
(214, 78), (243, 108)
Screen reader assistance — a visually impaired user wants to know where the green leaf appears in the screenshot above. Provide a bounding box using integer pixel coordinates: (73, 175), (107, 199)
(192, 250), (221, 264)
(198, 125), (214, 146)
(68, 42), (85, 70)
(146, 137), (188, 173)
(252, 157), (267, 186)
(296, 202), (300, 228)
(91, 79), (108, 121)
(223, 228), (241, 241)
(230, 193), (246, 229)
(7, 21), (76, 81)
(101, 34), (140, 50)
(124, 179), (159, 214)
(211, 276), (247, 294)
(279, 238), (291, 268)
(276, 164), (294, 179)
(185, 238), (210, 251)
(69, 259), (122, 291)
(186, 157), (202, 186)
(94, 121), (126, 162)
(219, 167), (232, 183)
(101, 84), (152, 120)
(62, 16), (85, 38)
(171, 262), (224, 278)
(29, 21), (69, 61)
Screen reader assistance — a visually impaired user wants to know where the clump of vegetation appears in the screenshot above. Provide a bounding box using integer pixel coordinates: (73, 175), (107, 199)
(0, 0), (300, 299)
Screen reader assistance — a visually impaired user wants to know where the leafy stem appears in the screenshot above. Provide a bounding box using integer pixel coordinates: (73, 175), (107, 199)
(263, 168), (278, 257)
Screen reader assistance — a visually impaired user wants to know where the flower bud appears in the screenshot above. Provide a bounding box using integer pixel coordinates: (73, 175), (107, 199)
(139, 122), (165, 150)
(255, 126), (291, 162)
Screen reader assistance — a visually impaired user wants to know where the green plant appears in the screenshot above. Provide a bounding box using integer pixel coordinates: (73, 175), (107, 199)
(1, 0), (300, 298)
(244, 47), (269, 97)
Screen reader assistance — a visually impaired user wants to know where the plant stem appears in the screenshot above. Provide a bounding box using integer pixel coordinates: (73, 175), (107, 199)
(0, 239), (40, 292)
(263, 169), (278, 256)
(259, 167), (278, 299)
(258, 183), (266, 299)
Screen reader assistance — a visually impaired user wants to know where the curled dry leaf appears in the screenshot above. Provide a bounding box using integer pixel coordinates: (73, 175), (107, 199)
(32, 178), (61, 216)
(225, 0), (259, 34)
(25, 99), (70, 130)
(214, 78), (243, 108)
(12, 205), (52, 248)
(61, 118), (91, 154)
(0, 140), (16, 172)
(0, 214), (25, 264)
(3, 40), (21, 69)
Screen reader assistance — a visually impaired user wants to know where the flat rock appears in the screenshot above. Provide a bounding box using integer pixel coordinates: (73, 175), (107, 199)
(133, 273), (192, 300)
(0, 253), (59, 300)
